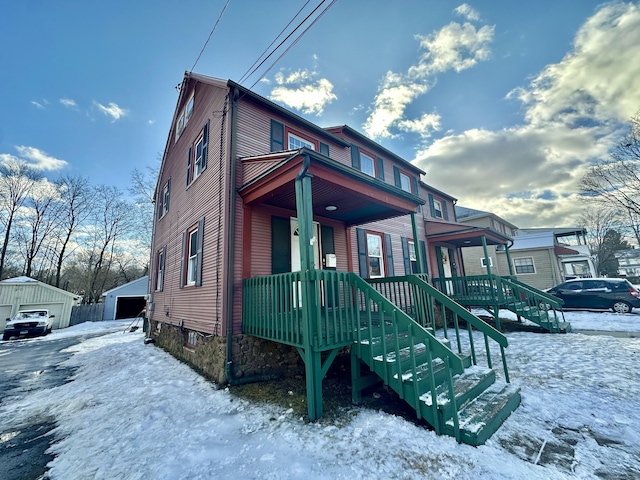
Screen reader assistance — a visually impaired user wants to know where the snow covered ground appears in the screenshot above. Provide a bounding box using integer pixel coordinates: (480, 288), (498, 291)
(2, 313), (640, 479)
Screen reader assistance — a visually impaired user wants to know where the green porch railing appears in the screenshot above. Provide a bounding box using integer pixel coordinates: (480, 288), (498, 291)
(368, 274), (510, 382)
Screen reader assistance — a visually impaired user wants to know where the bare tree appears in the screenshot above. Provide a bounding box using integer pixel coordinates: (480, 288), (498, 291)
(580, 206), (624, 274)
(52, 175), (93, 287)
(129, 166), (158, 269)
(0, 159), (41, 279)
(581, 110), (640, 218)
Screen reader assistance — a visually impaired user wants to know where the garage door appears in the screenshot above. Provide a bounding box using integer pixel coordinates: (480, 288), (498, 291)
(17, 303), (65, 330)
(114, 296), (146, 320)
(0, 305), (12, 333)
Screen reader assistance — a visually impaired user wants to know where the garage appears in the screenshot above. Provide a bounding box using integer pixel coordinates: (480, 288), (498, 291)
(0, 277), (79, 330)
(102, 276), (148, 321)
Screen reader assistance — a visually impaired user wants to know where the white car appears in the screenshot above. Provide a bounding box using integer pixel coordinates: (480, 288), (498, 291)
(3, 310), (54, 341)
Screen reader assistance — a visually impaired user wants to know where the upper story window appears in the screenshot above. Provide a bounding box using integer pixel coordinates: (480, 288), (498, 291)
(399, 172), (412, 193)
(433, 199), (443, 218)
(157, 178), (171, 219)
(180, 218), (205, 288)
(175, 92), (194, 142)
(514, 257), (535, 274)
(393, 166), (416, 194)
(288, 132), (315, 150)
(187, 121), (209, 187)
(360, 152), (375, 177)
(351, 145), (384, 180)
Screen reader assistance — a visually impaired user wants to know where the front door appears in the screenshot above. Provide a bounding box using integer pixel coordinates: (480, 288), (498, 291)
(291, 218), (321, 306)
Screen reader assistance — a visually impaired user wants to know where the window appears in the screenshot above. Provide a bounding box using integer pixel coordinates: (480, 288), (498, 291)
(186, 121), (209, 186)
(187, 228), (198, 285)
(514, 257), (535, 274)
(367, 233), (385, 278)
(481, 257), (493, 268)
(175, 92), (194, 141)
(360, 152), (375, 177)
(433, 199), (443, 218)
(181, 218), (204, 288)
(155, 248), (165, 291)
(399, 172), (412, 193)
(186, 330), (197, 349)
(408, 240), (418, 274)
(162, 180), (170, 216)
(288, 132), (315, 150)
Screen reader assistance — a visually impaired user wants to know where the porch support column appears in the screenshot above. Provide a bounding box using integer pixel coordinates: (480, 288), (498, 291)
(481, 235), (492, 277)
(294, 155), (322, 421)
(482, 235), (501, 330)
(505, 244), (515, 277)
(410, 212), (423, 274)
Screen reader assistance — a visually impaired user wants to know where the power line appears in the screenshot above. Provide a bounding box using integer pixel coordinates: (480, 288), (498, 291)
(190, 0), (232, 73)
(249, 0), (337, 89)
(237, 0), (313, 84)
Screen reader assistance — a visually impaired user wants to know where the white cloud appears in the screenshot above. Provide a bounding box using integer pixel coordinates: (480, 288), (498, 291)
(11, 145), (68, 171)
(454, 4), (480, 22)
(94, 101), (128, 121)
(148, 119), (155, 125)
(60, 98), (78, 108)
(363, 18), (494, 139)
(31, 101), (45, 109)
(269, 68), (337, 116)
(415, 3), (640, 227)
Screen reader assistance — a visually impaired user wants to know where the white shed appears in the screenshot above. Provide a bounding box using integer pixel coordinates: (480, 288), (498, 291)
(0, 277), (79, 332)
(102, 276), (148, 321)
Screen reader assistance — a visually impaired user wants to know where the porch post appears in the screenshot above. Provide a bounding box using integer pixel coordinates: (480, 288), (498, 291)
(481, 235), (492, 276)
(505, 244), (514, 276)
(482, 235), (501, 331)
(410, 212), (423, 274)
(294, 158), (323, 420)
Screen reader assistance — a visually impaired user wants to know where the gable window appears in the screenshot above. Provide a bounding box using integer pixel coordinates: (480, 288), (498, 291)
(514, 257), (535, 274)
(186, 121), (209, 186)
(180, 218), (205, 288)
(155, 247), (166, 291)
(175, 92), (194, 141)
(481, 257), (493, 268)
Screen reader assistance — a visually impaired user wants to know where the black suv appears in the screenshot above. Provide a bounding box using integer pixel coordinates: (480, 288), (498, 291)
(547, 278), (640, 313)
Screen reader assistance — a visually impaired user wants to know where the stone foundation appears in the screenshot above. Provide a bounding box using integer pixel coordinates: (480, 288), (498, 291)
(149, 320), (304, 384)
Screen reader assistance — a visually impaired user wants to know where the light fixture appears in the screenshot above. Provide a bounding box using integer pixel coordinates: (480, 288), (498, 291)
(325, 205), (337, 211)
(463, 240), (471, 244)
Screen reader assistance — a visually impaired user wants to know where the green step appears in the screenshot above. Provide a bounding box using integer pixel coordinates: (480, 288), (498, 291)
(443, 382), (521, 446)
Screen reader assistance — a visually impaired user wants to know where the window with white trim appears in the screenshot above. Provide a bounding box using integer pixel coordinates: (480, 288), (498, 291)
(360, 152), (375, 177)
(367, 233), (385, 278)
(155, 248), (165, 291)
(399, 172), (412, 193)
(187, 228), (198, 285)
(194, 134), (204, 179)
(162, 181), (170, 216)
(433, 198), (443, 218)
(408, 240), (418, 274)
(175, 92), (194, 141)
(514, 257), (535, 274)
(288, 132), (315, 150)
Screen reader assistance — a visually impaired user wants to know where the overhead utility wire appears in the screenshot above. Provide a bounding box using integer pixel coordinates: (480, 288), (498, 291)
(237, 0), (313, 84)
(250, 0), (337, 89)
(191, 0), (232, 72)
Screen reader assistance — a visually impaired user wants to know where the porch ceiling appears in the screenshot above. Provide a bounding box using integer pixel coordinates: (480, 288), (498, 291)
(425, 221), (511, 247)
(239, 150), (424, 226)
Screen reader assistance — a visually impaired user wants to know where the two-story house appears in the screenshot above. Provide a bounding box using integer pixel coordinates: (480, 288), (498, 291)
(148, 72), (522, 444)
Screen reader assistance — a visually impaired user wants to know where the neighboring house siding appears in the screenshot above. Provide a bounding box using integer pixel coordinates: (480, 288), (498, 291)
(0, 281), (76, 330)
(152, 81), (231, 335)
(510, 249), (559, 290)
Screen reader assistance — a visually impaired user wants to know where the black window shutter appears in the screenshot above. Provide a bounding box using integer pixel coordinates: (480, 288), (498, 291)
(420, 240), (428, 275)
(319, 142), (330, 157)
(384, 233), (394, 277)
(376, 157), (385, 181)
(412, 176), (419, 195)
(320, 225), (335, 270)
(351, 144), (360, 170)
(201, 120), (209, 171)
(160, 246), (166, 292)
(271, 216), (291, 274)
(195, 217), (205, 287)
(356, 228), (368, 279)
(401, 237), (411, 275)
(270, 120), (284, 152)
(428, 193), (436, 217)
(157, 192), (163, 220)
(166, 178), (171, 212)
(393, 166), (401, 188)
(179, 230), (186, 289)
(443, 202), (449, 220)
(186, 146), (192, 186)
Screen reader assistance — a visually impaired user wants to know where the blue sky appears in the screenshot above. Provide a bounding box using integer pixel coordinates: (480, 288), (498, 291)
(1, 1), (639, 228)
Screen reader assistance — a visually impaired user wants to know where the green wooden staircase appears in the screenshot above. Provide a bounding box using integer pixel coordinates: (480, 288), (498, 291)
(358, 275), (521, 446)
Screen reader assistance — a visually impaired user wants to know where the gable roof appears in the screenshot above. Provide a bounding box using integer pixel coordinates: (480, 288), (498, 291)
(455, 205), (519, 230)
(0, 276), (79, 299)
(102, 276), (149, 297)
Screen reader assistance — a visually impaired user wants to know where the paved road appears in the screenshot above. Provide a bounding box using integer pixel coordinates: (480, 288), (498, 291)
(0, 333), (109, 480)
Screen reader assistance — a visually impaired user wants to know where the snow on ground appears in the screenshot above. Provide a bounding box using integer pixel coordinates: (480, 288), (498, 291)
(3, 313), (640, 479)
